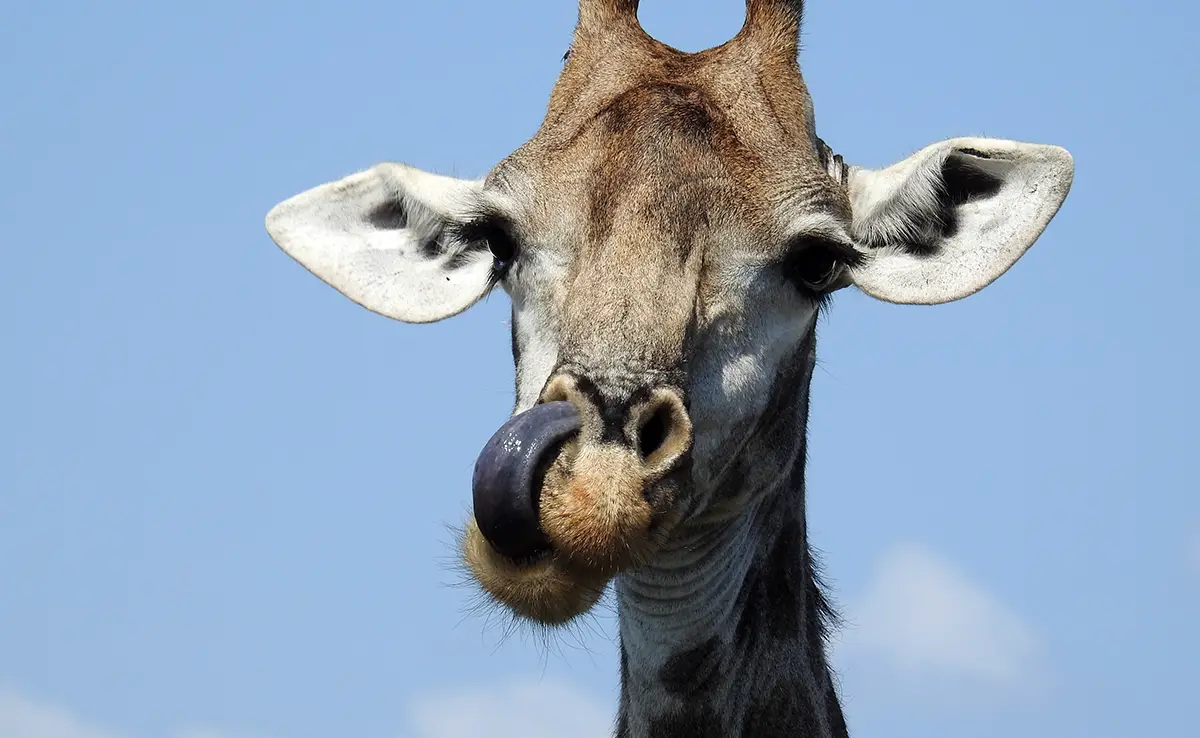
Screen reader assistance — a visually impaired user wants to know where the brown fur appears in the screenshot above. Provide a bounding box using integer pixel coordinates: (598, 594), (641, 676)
(466, 0), (846, 621)
(470, 369), (694, 607)
(462, 519), (610, 625)
(541, 444), (655, 573)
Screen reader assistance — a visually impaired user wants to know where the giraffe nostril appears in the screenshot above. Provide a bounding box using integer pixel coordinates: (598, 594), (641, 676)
(630, 389), (693, 474)
(637, 406), (670, 460)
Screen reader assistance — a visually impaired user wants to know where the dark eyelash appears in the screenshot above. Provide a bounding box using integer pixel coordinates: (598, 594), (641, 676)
(781, 234), (863, 302)
(448, 210), (520, 275)
(785, 234), (866, 270)
(781, 236), (863, 278)
(446, 204), (506, 243)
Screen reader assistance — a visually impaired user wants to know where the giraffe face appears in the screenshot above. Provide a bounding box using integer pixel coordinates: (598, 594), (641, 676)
(265, 0), (1074, 625)
(458, 44), (857, 622)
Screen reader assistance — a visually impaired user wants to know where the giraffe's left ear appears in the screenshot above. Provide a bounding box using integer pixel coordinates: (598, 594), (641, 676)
(265, 164), (496, 323)
(844, 138), (1074, 305)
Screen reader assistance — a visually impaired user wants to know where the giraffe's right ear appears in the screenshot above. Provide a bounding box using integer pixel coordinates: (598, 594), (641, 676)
(265, 164), (496, 324)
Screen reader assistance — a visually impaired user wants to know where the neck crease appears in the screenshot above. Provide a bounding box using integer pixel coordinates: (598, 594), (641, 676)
(613, 447), (847, 738)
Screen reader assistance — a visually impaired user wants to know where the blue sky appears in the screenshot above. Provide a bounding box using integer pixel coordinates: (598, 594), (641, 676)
(1, 1), (1197, 737)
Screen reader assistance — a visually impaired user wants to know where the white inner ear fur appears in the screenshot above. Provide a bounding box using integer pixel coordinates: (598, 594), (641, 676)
(846, 137), (1074, 305)
(265, 164), (495, 324)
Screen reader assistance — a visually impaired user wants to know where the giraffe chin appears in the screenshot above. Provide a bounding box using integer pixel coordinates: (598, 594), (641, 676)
(462, 519), (612, 625)
(463, 443), (675, 625)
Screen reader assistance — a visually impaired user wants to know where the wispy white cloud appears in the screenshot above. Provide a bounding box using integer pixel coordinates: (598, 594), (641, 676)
(0, 690), (119, 738)
(0, 688), (243, 738)
(171, 730), (242, 738)
(2, 681), (612, 738)
(837, 543), (1041, 692)
(409, 681), (613, 738)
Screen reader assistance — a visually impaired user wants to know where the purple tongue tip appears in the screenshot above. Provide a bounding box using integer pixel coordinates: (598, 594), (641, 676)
(472, 401), (581, 560)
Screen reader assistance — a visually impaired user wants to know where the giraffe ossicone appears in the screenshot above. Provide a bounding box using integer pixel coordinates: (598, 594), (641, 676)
(265, 1), (1073, 735)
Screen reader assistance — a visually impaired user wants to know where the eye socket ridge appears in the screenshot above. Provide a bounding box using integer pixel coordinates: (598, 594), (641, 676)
(781, 233), (865, 293)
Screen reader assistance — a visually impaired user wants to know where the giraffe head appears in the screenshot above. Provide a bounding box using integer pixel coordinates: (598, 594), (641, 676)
(266, 0), (1073, 625)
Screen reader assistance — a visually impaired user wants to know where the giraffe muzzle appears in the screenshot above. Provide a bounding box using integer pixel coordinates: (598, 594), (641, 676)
(464, 381), (694, 624)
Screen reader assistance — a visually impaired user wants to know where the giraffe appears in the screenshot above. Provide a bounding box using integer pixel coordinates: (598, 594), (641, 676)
(264, 1), (1074, 735)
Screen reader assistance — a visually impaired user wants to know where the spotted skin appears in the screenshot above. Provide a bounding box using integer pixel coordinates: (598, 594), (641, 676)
(610, 326), (847, 737)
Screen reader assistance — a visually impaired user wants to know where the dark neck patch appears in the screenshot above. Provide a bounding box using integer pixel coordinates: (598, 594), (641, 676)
(647, 705), (727, 738)
(659, 636), (724, 697)
(740, 679), (822, 737)
(735, 518), (807, 646)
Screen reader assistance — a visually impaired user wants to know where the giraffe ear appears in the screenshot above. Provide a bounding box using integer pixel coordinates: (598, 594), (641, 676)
(844, 138), (1074, 305)
(265, 164), (496, 323)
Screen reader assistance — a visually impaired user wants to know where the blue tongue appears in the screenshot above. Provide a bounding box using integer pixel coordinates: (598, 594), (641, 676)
(472, 401), (581, 560)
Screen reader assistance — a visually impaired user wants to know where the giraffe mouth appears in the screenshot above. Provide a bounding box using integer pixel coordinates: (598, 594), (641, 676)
(464, 401), (678, 624)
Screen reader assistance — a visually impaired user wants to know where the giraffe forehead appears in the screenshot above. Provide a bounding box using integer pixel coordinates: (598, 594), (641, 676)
(498, 66), (847, 260)
(487, 64), (844, 376)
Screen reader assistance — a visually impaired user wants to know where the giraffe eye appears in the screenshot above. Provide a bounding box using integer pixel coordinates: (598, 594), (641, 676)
(452, 215), (520, 275)
(782, 235), (862, 294)
(792, 249), (837, 289)
(484, 225), (518, 268)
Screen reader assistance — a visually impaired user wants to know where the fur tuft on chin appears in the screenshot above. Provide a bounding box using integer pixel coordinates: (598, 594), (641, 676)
(461, 519), (611, 626)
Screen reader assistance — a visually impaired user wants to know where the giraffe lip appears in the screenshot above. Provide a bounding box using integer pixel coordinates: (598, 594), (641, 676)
(471, 401), (581, 560)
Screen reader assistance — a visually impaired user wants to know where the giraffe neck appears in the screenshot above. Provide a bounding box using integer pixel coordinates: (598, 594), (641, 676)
(612, 338), (846, 738)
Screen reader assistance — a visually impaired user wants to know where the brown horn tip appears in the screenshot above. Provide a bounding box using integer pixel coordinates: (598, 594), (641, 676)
(746, 0), (805, 20)
(743, 0), (805, 49)
(578, 0), (641, 31)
